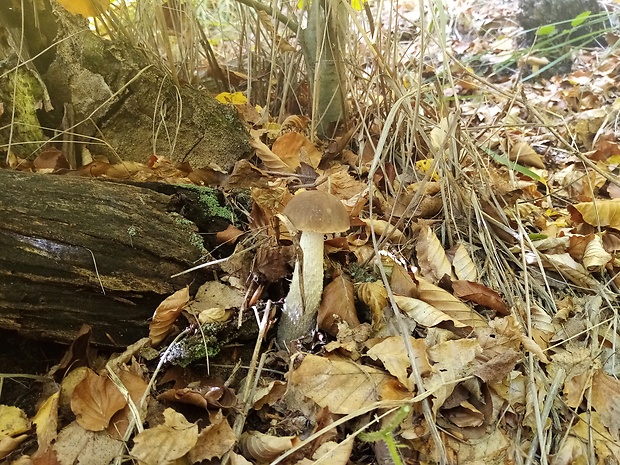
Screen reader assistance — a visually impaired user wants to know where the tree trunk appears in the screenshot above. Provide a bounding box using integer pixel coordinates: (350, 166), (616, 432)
(0, 170), (231, 346)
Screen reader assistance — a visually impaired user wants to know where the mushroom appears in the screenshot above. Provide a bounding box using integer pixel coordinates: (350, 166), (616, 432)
(278, 190), (350, 344)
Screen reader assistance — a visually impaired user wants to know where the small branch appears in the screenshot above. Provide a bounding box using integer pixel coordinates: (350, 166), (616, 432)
(233, 0), (299, 33)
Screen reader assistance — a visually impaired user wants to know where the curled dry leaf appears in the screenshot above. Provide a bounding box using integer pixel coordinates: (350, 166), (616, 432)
(360, 218), (407, 244)
(582, 234), (612, 271)
(318, 274), (360, 335)
(543, 253), (601, 290)
(416, 224), (453, 283)
(240, 430), (295, 462)
(149, 286), (190, 346)
(451, 280), (509, 315)
(157, 382), (237, 410)
(71, 368), (126, 432)
(252, 380), (287, 410)
(249, 135), (295, 173)
(33, 392), (59, 453)
(357, 281), (388, 329)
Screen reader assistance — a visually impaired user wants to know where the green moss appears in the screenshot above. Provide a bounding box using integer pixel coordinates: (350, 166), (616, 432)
(0, 70), (46, 156)
(170, 213), (209, 256)
(167, 326), (223, 367)
(180, 185), (234, 222)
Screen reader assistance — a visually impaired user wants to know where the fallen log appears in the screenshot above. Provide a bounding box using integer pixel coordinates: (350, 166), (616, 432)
(0, 170), (231, 346)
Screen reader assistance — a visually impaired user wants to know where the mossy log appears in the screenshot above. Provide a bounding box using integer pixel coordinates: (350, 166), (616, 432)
(0, 0), (251, 169)
(0, 170), (232, 346)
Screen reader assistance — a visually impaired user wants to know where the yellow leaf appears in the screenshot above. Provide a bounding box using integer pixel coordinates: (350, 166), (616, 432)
(572, 199), (620, 230)
(351, 0), (365, 10)
(415, 159), (439, 180)
(56, 0), (108, 17)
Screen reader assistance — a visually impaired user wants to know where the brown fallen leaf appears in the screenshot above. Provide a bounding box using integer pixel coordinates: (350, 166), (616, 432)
(130, 409), (198, 465)
(289, 354), (398, 414)
(71, 368), (126, 432)
(188, 410), (236, 462)
(149, 286), (190, 346)
(318, 274), (360, 335)
(451, 280), (509, 315)
(366, 337), (432, 391)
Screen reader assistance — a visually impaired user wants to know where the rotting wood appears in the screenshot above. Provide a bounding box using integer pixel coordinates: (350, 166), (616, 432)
(0, 170), (231, 346)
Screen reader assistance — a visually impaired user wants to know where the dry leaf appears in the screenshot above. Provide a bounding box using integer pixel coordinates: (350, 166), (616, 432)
(131, 409), (198, 465)
(416, 225), (453, 283)
(509, 141), (545, 168)
(451, 280), (509, 315)
(582, 234), (612, 271)
(271, 132), (322, 170)
(240, 431), (295, 462)
(0, 405), (30, 459)
(357, 281), (388, 329)
(33, 393), (59, 454)
(424, 339), (482, 412)
(249, 135), (295, 173)
(543, 253), (601, 290)
(411, 276), (488, 328)
(71, 369), (126, 432)
(53, 421), (122, 465)
(56, 0), (108, 17)
(318, 274), (360, 335)
(591, 369), (620, 438)
(570, 199), (620, 229)
(188, 410), (236, 462)
(366, 337), (432, 390)
(394, 295), (469, 328)
(149, 286), (190, 346)
(360, 218), (407, 244)
(451, 243), (478, 281)
(290, 355), (397, 414)
(312, 439), (354, 464)
(0, 405), (30, 437)
(252, 380), (287, 410)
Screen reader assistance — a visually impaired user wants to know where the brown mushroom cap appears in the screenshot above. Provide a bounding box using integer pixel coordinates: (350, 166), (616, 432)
(283, 190), (350, 233)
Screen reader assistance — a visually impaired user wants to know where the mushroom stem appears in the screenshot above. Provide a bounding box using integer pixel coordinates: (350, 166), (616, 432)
(278, 231), (325, 343)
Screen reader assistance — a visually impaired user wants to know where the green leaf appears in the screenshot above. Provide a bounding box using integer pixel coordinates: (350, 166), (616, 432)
(536, 24), (556, 36)
(571, 11), (591, 27)
(480, 146), (544, 183)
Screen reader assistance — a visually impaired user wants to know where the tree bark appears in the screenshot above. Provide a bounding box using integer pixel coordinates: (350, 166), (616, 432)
(0, 170), (230, 346)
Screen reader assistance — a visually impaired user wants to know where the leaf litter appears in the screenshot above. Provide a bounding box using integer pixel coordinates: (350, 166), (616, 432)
(3, 0), (620, 464)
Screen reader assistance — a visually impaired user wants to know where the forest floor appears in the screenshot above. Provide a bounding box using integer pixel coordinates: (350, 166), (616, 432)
(2, 0), (620, 464)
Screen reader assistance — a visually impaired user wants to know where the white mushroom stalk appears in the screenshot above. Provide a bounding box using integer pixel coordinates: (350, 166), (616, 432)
(284, 230), (325, 324)
(277, 190), (350, 345)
